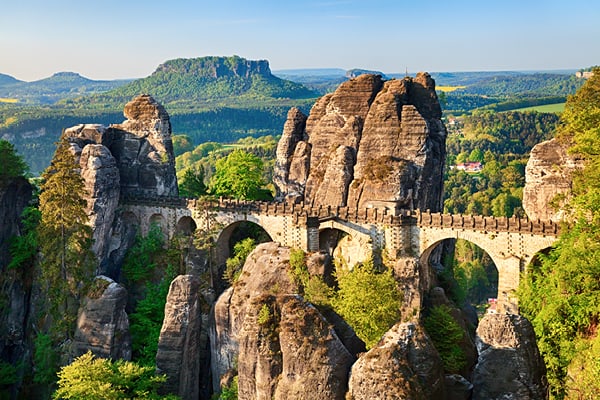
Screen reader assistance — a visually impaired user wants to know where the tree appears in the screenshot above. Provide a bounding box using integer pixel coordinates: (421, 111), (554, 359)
(334, 260), (401, 348)
(53, 351), (178, 400)
(178, 166), (207, 198)
(519, 67), (600, 399)
(0, 139), (28, 185)
(423, 305), (467, 374)
(37, 137), (94, 338)
(209, 149), (266, 200)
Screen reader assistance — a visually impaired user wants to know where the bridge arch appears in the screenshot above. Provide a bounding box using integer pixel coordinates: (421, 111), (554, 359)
(214, 220), (274, 268)
(318, 220), (376, 269)
(418, 226), (555, 314)
(176, 216), (197, 236)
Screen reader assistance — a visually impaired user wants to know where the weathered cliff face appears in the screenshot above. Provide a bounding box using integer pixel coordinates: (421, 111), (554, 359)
(348, 322), (445, 400)
(156, 275), (210, 400)
(63, 95), (178, 276)
(274, 73), (446, 211)
(472, 313), (548, 400)
(523, 138), (583, 222)
(0, 177), (33, 389)
(0, 177), (32, 269)
(111, 94), (178, 197)
(211, 243), (355, 400)
(73, 276), (131, 360)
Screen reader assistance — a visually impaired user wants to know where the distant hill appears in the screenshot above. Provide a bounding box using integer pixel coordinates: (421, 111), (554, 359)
(0, 72), (130, 104)
(273, 67), (387, 94)
(84, 56), (318, 108)
(0, 73), (21, 87)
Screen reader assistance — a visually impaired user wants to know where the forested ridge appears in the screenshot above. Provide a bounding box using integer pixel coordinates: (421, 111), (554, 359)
(518, 67), (600, 399)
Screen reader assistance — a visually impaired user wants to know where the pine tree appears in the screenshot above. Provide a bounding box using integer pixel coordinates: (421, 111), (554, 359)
(38, 136), (94, 338)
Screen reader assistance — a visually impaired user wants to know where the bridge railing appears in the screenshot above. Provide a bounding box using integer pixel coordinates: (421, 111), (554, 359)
(121, 195), (560, 236)
(415, 210), (560, 236)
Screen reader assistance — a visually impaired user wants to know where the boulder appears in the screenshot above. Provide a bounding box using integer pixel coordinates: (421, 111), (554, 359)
(73, 276), (131, 360)
(523, 138), (583, 222)
(211, 242), (355, 399)
(472, 313), (548, 400)
(156, 275), (205, 400)
(348, 322), (445, 400)
(274, 73), (446, 212)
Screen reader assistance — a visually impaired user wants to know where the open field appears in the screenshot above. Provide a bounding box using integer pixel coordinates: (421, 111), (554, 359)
(0, 98), (18, 103)
(511, 102), (565, 113)
(437, 85), (466, 92)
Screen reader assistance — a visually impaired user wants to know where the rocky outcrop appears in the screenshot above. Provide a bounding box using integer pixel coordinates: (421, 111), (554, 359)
(523, 138), (583, 222)
(111, 95), (178, 197)
(274, 73), (446, 212)
(0, 177), (33, 395)
(156, 275), (207, 400)
(0, 177), (32, 269)
(73, 276), (131, 360)
(472, 313), (548, 400)
(62, 95), (179, 276)
(211, 242), (355, 399)
(348, 322), (445, 400)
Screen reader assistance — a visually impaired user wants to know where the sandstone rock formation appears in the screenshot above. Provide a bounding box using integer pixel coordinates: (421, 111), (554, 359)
(73, 275), (131, 360)
(472, 313), (548, 400)
(62, 95), (179, 276)
(211, 242), (355, 400)
(523, 138), (583, 222)
(348, 322), (445, 400)
(0, 177), (32, 269)
(274, 73), (446, 212)
(0, 177), (33, 393)
(156, 275), (207, 400)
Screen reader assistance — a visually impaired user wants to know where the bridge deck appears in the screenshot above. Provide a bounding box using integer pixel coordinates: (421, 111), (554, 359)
(121, 195), (560, 237)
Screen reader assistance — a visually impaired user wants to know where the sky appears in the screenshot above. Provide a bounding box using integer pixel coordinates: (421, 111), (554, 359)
(1, 0), (599, 82)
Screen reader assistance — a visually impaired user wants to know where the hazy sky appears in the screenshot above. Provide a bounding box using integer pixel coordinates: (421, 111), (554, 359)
(1, 0), (598, 81)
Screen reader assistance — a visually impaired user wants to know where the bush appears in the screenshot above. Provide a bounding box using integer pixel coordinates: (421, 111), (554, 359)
(53, 351), (179, 399)
(223, 238), (256, 285)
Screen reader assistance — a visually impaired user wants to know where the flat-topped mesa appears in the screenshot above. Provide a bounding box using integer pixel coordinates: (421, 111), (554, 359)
(273, 72), (446, 212)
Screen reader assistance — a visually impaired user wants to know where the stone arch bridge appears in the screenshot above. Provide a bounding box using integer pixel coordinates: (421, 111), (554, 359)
(119, 195), (559, 313)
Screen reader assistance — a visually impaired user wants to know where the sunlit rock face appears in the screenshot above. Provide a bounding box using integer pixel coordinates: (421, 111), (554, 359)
(523, 138), (583, 222)
(274, 73), (447, 212)
(62, 95), (179, 276)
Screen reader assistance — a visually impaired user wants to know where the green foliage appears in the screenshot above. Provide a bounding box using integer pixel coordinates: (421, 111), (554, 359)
(209, 149), (267, 200)
(172, 134), (194, 156)
(8, 206), (40, 270)
(223, 238), (257, 286)
(216, 376), (238, 400)
(288, 249), (333, 308)
(518, 67), (600, 399)
(423, 305), (467, 374)
(178, 166), (207, 198)
(129, 265), (177, 366)
(0, 139), (28, 184)
(257, 304), (271, 326)
(0, 360), (18, 387)
(121, 224), (164, 284)
(53, 351), (179, 400)
(38, 137), (94, 338)
(33, 333), (58, 386)
(334, 260), (401, 349)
